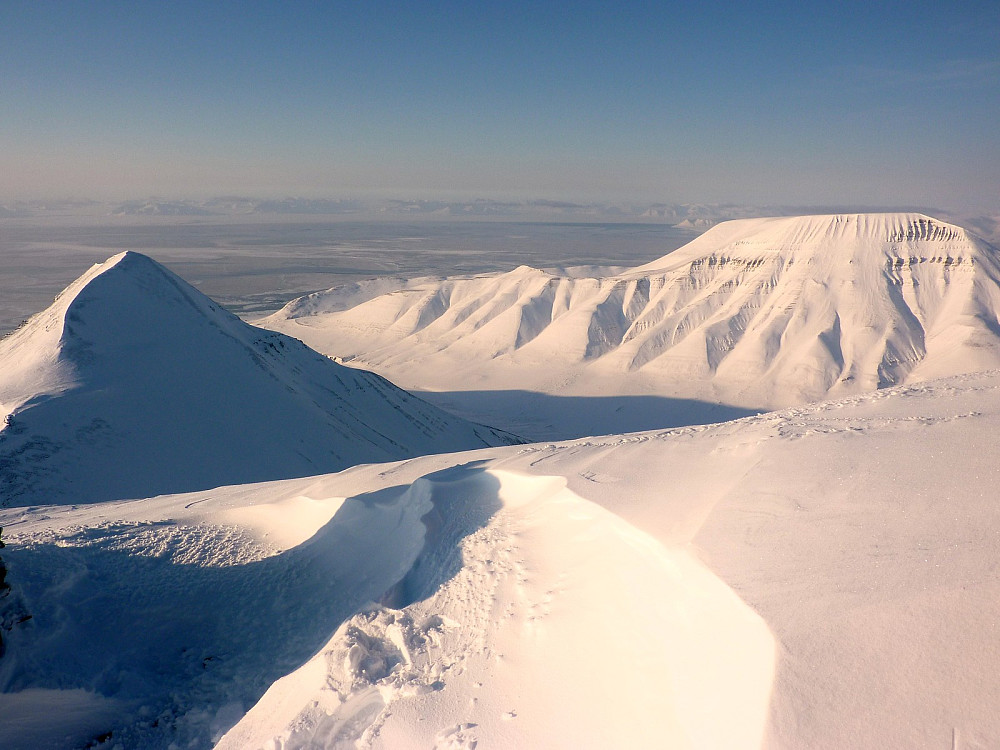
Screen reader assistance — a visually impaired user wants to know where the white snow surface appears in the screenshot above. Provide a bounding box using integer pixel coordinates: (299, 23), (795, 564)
(0, 252), (516, 506)
(261, 213), (1000, 421)
(3, 368), (1000, 748)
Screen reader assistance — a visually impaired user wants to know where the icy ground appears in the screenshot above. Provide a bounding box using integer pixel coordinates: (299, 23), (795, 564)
(3, 368), (1000, 748)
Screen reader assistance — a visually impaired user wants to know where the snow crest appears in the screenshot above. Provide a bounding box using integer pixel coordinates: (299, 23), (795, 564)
(218, 468), (773, 750)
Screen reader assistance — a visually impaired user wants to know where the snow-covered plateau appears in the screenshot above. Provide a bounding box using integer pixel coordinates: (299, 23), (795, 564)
(1, 213), (1000, 749)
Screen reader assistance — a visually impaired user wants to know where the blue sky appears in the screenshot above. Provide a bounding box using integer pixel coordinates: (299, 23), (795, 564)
(2, 0), (998, 209)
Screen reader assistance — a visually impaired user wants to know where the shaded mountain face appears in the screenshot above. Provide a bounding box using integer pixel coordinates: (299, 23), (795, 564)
(262, 213), (1000, 408)
(0, 252), (517, 506)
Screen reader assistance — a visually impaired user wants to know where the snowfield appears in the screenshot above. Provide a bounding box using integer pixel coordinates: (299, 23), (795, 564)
(4, 370), (1000, 748)
(2, 213), (1000, 749)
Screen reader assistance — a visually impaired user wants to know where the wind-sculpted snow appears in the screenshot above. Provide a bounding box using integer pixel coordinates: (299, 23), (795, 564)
(5, 369), (1000, 747)
(0, 459), (774, 749)
(263, 213), (1000, 412)
(0, 252), (519, 506)
(0, 467), (479, 749)
(218, 467), (773, 750)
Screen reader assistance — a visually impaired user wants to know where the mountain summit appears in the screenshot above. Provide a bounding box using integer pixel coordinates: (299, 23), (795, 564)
(0, 252), (516, 505)
(263, 213), (1000, 409)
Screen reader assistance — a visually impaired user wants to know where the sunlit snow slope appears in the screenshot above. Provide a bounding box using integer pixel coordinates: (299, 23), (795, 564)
(3, 369), (1000, 749)
(263, 213), (1000, 409)
(0, 252), (516, 506)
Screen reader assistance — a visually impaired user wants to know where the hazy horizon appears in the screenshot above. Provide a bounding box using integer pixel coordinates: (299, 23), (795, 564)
(2, 193), (995, 221)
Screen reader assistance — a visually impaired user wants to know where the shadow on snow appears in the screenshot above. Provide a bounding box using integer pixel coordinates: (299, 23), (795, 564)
(0, 462), (500, 749)
(415, 389), (762, 442)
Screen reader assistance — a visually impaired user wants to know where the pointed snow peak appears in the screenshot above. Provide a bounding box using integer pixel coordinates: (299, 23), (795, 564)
(632, 213), (982, 273)
(59, 251), (230, 349)
(0, 252), (214, 409)
(58, 251), (173, 305)
(0, 253), (518, 505)
(0, 250), (233, 370)
(98, 250), (180, 281)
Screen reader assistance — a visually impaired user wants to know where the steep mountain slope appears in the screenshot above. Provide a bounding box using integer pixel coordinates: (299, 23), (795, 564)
(4, 368), (1000, 749)
(0, 252), (516, 506)
(263, 213), (1000, 410)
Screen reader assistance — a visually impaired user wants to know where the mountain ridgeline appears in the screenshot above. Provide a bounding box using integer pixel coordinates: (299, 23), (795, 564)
(263, 213), (1000, 408)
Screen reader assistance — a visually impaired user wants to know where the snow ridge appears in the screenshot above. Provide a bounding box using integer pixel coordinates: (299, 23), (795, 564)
(262, 213), (1000, 408)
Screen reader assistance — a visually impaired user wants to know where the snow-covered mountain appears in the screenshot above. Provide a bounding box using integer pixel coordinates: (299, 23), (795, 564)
(263, 213), (1000, 412)
(0, 252), (516, 506)
(110, 200), (215, 216)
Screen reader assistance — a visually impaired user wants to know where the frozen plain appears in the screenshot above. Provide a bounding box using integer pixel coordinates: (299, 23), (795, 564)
(0, 214), (692, 337)
(2, 213), (1000, 748)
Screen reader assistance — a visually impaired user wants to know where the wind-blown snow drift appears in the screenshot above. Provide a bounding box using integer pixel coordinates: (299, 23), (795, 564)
(0, 252), (517, 506)
(262, 213), (1000, 410)
(4, 368), (1000, 748)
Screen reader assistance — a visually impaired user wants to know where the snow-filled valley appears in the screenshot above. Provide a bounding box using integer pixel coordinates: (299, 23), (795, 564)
(2, 213), (1000, 749)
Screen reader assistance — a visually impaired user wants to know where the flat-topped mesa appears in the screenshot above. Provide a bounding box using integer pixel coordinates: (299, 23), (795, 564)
(0, 252), (518, 506)
(631, 213), (985, 274)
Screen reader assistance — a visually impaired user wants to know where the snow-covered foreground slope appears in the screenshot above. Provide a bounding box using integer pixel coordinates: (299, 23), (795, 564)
(0, 252), (516, 506)
(3, 368), (1000, 748)
(262, 213), (1000, 433)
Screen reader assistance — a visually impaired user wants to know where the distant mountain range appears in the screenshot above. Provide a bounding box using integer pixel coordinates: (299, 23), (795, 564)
(2, 197), (997, 243)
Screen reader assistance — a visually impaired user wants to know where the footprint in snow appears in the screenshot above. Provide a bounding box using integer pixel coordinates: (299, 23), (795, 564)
(434, 721), (479, 749)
